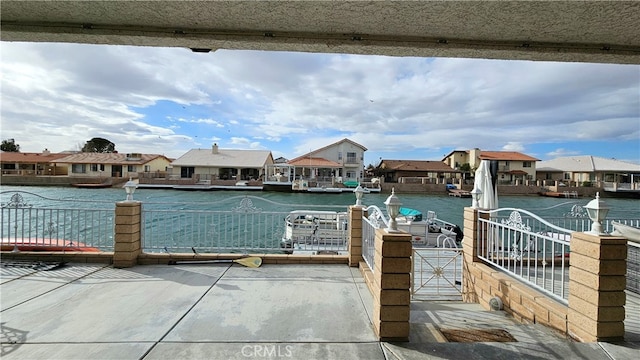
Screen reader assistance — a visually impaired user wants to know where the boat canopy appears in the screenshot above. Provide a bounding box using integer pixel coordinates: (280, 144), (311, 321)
(399, 207), (422, 222)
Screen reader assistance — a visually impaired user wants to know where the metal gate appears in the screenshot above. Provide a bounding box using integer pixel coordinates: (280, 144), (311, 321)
(412, 247), (463, 301)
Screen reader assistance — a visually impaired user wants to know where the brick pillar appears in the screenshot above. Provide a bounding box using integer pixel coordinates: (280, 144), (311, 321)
(462, 207), (488, 302)
(462, 207), (483, 262)
(348, 206), (365, 267)
(568, 232), (627, 342)
(113, 201), (142, 268)
(372, 228), (412, 341)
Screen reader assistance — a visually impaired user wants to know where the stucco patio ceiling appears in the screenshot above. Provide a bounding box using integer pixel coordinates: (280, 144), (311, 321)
(1, 1), (639, 64)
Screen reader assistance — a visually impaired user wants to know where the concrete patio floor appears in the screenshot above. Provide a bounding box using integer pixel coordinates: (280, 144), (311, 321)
(1, 262), (638, 359)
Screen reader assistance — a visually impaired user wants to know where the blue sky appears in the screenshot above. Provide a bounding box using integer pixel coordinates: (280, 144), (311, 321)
(1, 42), (639, 166)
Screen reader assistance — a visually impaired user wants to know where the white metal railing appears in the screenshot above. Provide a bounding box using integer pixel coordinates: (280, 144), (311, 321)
(1, 191), (115, 251)
(628, 242), (640, 294)
(478, 208), (573, 303)
(362, 204), (463, 299)
(362, 213), (377, 273)
(536, 204), (640, 294)
(412, 247), (463, 300)
(142, 196), (349, 254)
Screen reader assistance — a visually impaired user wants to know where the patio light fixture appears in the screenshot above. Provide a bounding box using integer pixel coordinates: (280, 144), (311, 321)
(354, 185), (365, 207)
(384, 188), (402, 233)
(470, 187), (483, 209)
(583, 192), (610, 235)
(124, 177), (137, 202)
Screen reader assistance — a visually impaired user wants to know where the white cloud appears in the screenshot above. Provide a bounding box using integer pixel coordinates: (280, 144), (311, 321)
(546, 148), (582, 158)
(1, 42), (638, 163)
(502, 142), (525, 152)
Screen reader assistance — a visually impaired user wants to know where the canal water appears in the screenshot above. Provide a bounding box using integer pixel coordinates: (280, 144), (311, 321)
(1, 185), (638, 228)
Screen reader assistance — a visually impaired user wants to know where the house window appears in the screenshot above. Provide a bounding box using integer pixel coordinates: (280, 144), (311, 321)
(523, 161), (532, 168)
(181, 167), (195, 178)
(127, 165), (137, 172)
(346, 171), (356, 179)
(564, 172), (571, 180)
(346, 152), (357, 164)
(72, 164), (86, 173)
(338, 152), (342, 160)
(90, 164), (105, 172)
(144, 165), (150, 172)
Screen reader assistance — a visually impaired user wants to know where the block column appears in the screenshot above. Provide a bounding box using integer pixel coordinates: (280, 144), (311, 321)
(348, 206), (365, 267)
(372, 228), (412, 341)
(113, 201), (142, 268)
(568, 232), (627, 342)
(462, 207), (489, 302)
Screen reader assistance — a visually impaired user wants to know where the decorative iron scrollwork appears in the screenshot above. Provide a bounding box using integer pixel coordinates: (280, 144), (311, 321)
(501, 211), (531, 231)
(2, 193), (32, 209)
(232, 196), (262, 213)
(564, 204), (586, 218)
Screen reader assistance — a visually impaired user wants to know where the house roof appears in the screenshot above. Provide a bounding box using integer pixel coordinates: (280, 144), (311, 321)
(289, 138), (367, 163)
(379, 160), (459, 172)
(51, 153), (171, 165)
(441, 149), (469, 159)
(478, 151), (539, 161)
(288, 157), (341, 168)
(171, 149), (272, 168)
(441, 149), (539, 162)
(537, 156), (640, 173)
(0, 151), (69, 163)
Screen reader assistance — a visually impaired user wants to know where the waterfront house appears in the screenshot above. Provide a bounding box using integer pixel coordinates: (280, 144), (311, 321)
(51, 152), (172, 178)
(443, 149), (539, 184)
(286, 138), (367, 185)
(536, 155), (640, 187)
(170, 144), (274, 181)
(376, 159), (460, 184)
(0, 149), (70, 176)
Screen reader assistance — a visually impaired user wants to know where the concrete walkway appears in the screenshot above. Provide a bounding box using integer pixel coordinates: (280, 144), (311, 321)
(1, 263), (638, 359)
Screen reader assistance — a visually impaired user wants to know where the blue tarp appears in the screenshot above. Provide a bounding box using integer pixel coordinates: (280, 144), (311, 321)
(399, 207), (422, 222)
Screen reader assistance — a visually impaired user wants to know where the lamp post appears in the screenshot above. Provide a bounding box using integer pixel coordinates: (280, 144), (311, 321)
(470, 187), (483, 209)
(384, 188), (402, 233)
(354, 185), (365, 207)
(583, 192), (611, 235)
(124, 178), (137, 202)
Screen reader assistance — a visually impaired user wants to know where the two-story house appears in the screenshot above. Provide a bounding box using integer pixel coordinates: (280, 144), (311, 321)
(443, 149), (539, 184)
(290, 138), (367, 185)
(263, 138), (367, 191)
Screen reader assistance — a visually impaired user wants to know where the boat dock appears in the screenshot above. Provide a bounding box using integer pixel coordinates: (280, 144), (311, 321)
(448, 189), (471, 198)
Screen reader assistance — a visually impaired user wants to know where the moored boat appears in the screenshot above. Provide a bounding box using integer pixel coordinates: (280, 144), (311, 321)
(278, 206), (463, 254)
(280, 210), (349, 254)
(612, 222), (640, 242)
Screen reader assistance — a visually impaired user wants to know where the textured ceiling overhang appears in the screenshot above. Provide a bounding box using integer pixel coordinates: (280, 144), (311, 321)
(1, 1), (639, 64)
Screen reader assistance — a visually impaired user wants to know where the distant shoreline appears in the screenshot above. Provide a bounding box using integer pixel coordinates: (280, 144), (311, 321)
(0, 174), (616, 198)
